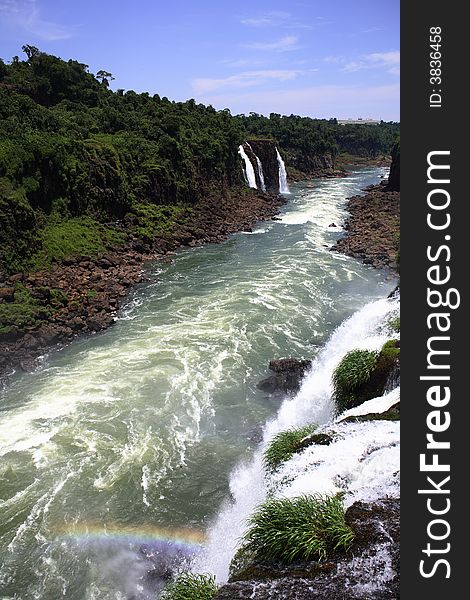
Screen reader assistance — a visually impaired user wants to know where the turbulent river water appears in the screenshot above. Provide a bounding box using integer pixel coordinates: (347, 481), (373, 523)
(0, 167), (396, 599)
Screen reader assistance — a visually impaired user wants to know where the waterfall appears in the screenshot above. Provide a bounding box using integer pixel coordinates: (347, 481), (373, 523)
(238, 144), (257, 189)
(276, 146), (290, 194)
(195, 295), (399, 582)
(246, 142), (266, 192)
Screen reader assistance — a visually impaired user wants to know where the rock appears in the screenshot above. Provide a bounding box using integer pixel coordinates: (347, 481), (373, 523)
(23, 334), (39, 350)
(328, 222), (337, 227)
(0, 287), (15, 302)
(8, 273), (24, 284)
(340, 402), (400, 424)
(258, 358), (312, 394)
(295, 432), (334, 449)
(37, 325), (62, 345)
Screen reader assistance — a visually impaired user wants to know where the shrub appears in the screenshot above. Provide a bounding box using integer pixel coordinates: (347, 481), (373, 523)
(242, 494), (354, 563)
(263, 424), (317, 471)
(332, 349), (378, 412)
(160, 572), (217, 600)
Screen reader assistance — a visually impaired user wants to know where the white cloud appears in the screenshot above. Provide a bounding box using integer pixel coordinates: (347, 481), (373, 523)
(192, 69), (305, 95)
(0, 0), (71, 40)
(240, 11), (291, 27)
(242, 35), (300, 52)
(194, 84), (400, 122)
(344, 51), (400, 74)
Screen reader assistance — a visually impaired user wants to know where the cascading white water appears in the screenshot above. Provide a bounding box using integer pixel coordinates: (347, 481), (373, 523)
(238, 144), (257, 189)
(246, 142), (266, 192)
(276, 146), (290, 194)
(196, 295), (399, 583)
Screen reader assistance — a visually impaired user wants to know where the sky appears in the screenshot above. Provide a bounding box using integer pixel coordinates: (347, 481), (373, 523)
(0, 0), (400, 120)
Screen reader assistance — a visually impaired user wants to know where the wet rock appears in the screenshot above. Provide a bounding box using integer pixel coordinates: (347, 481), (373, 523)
(296, 432), (334, 449)
(340, 402), (400, 424)
(258, 358), (312, 394)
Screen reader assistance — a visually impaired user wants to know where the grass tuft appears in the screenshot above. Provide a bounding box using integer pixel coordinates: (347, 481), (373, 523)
(263, 424), (317, 471)
(242, 494), (354, 563)
(160, 572), (217, 600)
(332, 349), (378, 412)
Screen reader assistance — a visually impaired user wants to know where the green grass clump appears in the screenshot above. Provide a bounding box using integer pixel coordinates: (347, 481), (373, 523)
(132, 203), (186, 241)
(0, 283), (68, 335)
(26, 216), (127, 272)
(263, 424), (317, 471)
(380, 339), (400, 361)
(332, 349), (378, 412)
(160, 572), (217, 600)
(242, 494), (354, 563)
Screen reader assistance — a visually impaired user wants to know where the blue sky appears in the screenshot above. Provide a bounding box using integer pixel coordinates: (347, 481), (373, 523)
(0, 0), (399, 120)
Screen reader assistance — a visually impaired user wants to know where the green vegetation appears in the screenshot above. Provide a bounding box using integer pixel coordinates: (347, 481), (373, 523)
(0, 283), (67, 335)
(132, 203), (187, 241)
(379, 339), (400, 362)
(333, 349), (378, 412)
(387, 315), (400, 333)
(25, 217), (127, 272)
(242, 494), (354, 563)
(0, 46), (398, 275)
(263, 424), (317, 472)
(160, 572), (217, 600)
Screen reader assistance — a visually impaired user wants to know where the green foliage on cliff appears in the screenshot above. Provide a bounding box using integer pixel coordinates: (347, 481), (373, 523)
(242, 494), (354, 562)
(0, 46), (399, 274)
(263, 424), (317, 472)
(160, 572), (217, 600)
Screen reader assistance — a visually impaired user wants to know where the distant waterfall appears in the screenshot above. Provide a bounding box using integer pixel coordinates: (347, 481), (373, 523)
(276, 147), (290, 194)
(238, 144), (257, 189)
(246, 143), (266, 192)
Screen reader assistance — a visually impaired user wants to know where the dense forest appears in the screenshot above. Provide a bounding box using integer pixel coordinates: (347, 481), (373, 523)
(0, 46), (399, 275)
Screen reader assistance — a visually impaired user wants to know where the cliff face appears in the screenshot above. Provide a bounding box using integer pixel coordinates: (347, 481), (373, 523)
(387, 139), (400, 191)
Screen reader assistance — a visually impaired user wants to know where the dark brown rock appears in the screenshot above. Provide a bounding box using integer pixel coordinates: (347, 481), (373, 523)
(258, 358), (312, 394)
(0, 287), (15, 302)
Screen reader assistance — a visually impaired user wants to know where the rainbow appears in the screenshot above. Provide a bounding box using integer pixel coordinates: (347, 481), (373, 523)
(51, 522), (206, 553)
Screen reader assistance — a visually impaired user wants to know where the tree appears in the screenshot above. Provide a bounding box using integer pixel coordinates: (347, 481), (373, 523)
(96, 70), (115, 87)
(22, 45), (40, 61)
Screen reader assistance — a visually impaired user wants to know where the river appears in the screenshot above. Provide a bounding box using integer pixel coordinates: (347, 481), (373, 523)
(0, 167), (396, 599)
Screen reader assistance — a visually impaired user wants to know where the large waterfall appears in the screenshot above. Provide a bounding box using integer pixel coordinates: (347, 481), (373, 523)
(276, 146), (290, 194)
(196, 295), (399, 583)
(238, 144), (257, 188)
(239, 141), (290, 194)
(246, 142), (266, 192)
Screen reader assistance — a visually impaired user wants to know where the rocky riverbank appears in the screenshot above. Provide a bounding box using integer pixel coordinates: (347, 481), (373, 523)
(333, 182), (400, 271)
(0, 188), (286, 382)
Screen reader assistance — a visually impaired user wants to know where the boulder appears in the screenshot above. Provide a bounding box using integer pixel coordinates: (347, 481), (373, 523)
(257, 358), (312, 394)
(0, 287), (15, 302)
